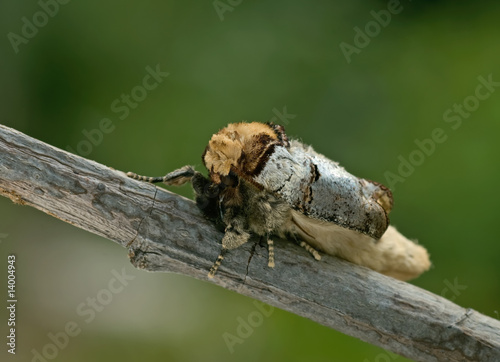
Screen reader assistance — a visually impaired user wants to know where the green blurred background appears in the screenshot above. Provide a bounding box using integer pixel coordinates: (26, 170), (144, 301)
(1, 1), (500, 361)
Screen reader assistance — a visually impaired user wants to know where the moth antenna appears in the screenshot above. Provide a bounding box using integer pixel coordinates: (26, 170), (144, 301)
(299, 241), (321, 261)
(267, 238), (275, 268)
(208, 248), (227, 278)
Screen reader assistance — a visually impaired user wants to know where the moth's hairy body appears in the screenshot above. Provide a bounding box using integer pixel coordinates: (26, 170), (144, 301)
(127, 122), (431, 281)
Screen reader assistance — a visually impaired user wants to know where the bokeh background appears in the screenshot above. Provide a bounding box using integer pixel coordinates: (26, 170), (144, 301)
(1, 1), (500, 361)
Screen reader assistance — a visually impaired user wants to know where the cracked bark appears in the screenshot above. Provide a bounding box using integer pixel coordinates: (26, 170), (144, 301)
(242, 241), (258, 285)
(1, 124), (499, 362)
(127, 186), (158, 247)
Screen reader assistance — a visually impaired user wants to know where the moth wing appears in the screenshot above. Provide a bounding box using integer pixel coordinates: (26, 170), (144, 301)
(289, 210), (430, 281)
(254, 141), (391, 239)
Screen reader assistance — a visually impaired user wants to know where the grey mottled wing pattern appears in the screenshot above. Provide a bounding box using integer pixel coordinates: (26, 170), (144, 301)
(254, 140), (390, 239)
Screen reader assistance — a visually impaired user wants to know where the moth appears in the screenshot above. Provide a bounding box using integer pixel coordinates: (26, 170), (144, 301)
(127, 122), (430, 280)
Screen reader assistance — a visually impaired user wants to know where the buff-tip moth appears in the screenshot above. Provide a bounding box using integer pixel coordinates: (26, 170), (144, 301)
(127, 122), (430, 280)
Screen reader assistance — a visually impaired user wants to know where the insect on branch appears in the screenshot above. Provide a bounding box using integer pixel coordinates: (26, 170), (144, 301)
(0, 124), (499, 362)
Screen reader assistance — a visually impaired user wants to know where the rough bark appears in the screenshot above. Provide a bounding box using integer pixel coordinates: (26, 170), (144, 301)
(0, 124), (499, 361)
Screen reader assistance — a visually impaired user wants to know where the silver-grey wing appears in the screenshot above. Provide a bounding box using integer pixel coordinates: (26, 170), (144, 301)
(254, 140), (392, 239)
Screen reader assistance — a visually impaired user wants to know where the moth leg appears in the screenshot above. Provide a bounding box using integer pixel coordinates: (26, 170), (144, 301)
(126, 171), (163, 183)
(208, 248), (227, 278)
(221, 224), (251, 250)
(208, 229), (251, 278)
(208, 211), (251, 278)
(267, 238), (275, 268)
(299, 241), (321, 261)
(126, 165), (195, 186)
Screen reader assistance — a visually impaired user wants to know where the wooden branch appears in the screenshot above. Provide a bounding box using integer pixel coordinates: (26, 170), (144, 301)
(1, 124), (499, 362)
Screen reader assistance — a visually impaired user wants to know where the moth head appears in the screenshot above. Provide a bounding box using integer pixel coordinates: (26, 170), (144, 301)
(202, 122), (284, 184)
(220, 171), (239, 188)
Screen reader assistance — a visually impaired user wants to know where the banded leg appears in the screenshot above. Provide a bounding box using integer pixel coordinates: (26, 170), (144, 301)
(299, 241), (321, 261)
(208, 210), (251, 278)
(267, 238), (275, 268)
(208, 248), (227, 278)
(127, 165), (195, 186)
